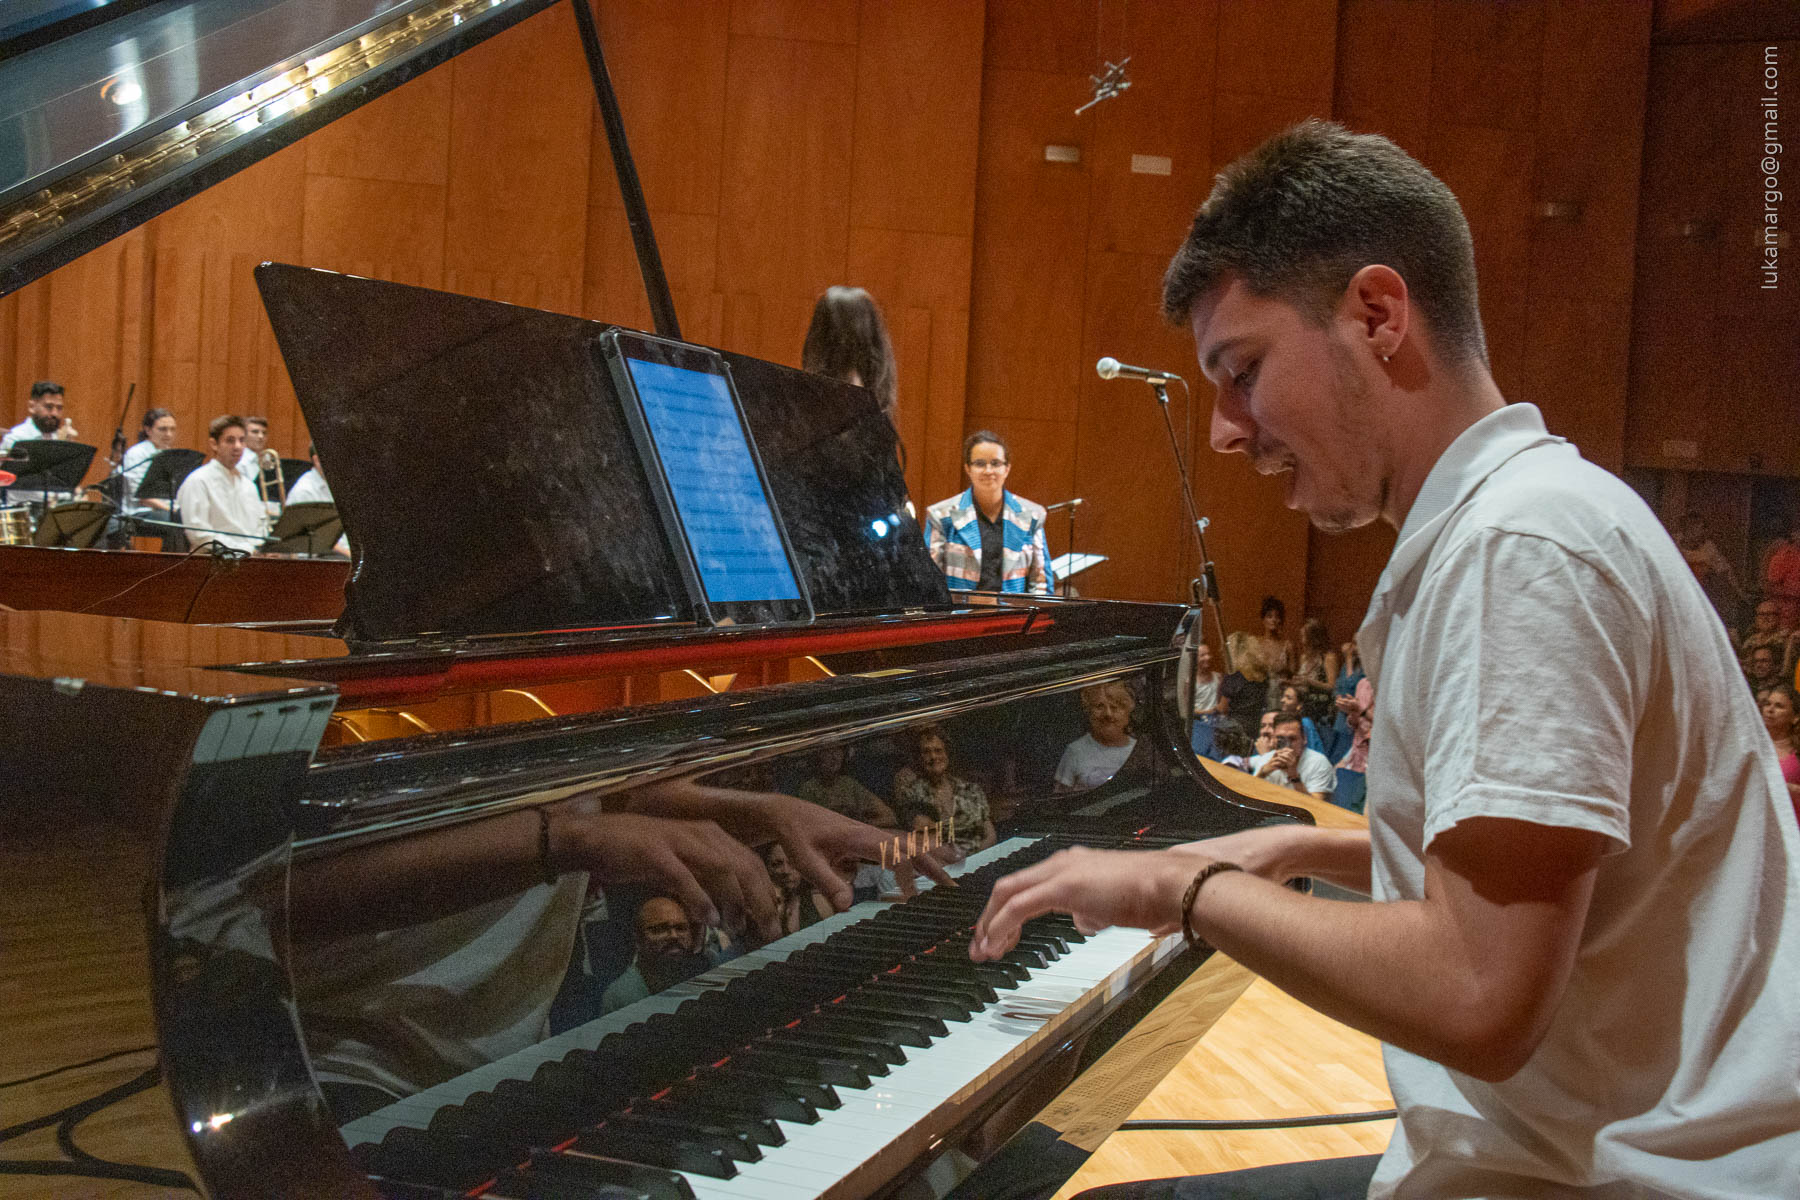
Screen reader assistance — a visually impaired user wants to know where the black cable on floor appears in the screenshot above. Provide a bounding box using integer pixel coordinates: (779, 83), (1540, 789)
(0, 1045), (155, 1091)
(0, 1064), (198, 1191)
(1118, 1109), (1398, 1132)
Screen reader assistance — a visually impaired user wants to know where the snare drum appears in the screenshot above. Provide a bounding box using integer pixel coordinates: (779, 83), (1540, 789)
(0, 505), (31, 546)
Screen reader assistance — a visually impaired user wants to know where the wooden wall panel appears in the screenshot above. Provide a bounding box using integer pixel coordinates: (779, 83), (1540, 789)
(730, 0), (858, 44)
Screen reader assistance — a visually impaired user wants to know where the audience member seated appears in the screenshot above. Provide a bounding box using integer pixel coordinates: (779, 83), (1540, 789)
(1761, 513), (1800, 631)
(1207, 716), (1255, 771)
(1247, 595), (1294, 687)
(1333, 670), (1375, 815)
(894, 725), (996, 852)
(1055, 680), (1143, 791)
(1, 380), (79, 451)
(925, 430), (1054, 595)
(1292, 616), (1337, 714)
(796, 744), (896, 827)
(1759, 682), (1800, 821)
(802, 285), (899, 423)
(601, 895), (725, 1013)
(1740, 599), (1795, 678)
(1219, 630), (1268, 722)
(175, 415), (268, 553)
(760, 842), (833, 936)
(1747, 642), (1785, 695)
(1189, 642), (1225, 757)
(1678, 511), (1744, 629)
(1275, 682), (1329, 758)
(1250, 711), (1337, 804)
(119, 407), (177, 514)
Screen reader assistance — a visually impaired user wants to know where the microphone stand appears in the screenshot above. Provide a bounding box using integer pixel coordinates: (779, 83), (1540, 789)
(1149, 378), (1231, 673)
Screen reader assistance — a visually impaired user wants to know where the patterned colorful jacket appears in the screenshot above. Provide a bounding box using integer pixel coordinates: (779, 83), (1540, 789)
(923, 488), (1054, 594)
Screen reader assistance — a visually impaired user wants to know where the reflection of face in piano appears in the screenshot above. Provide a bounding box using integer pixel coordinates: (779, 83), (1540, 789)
(760, 843), (803, 895)
(1080, 682), (1136, 747)
(635, 896), (694, 959)
(811, 744), (847, 780)
(916, 733), (950, 784)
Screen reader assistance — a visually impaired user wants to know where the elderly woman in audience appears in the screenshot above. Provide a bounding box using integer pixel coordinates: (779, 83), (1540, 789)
(893, 725), (994, 853)
(1056, 679), (1144, 792)
(1759, 682), (1800, 819)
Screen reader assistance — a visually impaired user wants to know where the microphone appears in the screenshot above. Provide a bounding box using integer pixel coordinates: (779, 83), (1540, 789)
(1042, 497), (1085, 513)
(1096, 356), (1184, 384)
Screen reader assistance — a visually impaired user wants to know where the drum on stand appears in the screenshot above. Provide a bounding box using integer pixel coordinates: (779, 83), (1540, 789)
(0, 505), (33, 545)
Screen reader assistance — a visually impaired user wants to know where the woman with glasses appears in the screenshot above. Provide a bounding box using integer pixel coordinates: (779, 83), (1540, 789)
(923, 429), (1054, 595)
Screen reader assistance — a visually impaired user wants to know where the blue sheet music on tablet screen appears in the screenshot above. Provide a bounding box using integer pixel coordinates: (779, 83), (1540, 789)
(626, 357), (802, 603)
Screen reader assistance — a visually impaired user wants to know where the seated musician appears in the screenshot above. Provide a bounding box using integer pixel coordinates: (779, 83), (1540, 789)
(286, 444), (331, 505)
(1054, 679), (1145, 792)
(119, 408), (177, 514)
(925, 431), (1054, 595)
(1, 380), (79, 451)
(893, 725), (995, 853)
(175, 415), (268, 553)
(288, 779), (951, 1119)
(600, 896), (724, 1013)
(973, 122), (1800, 1197)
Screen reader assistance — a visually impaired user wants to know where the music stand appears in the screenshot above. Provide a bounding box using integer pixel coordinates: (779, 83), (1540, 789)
(136, 448), (206, 551)
(3, 439), (94, 498)
(34, 500), (115, 548)
(266, 502), (343, 556)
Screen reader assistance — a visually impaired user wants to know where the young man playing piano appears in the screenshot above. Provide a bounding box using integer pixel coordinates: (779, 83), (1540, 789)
(973, 121), (1800, 1198)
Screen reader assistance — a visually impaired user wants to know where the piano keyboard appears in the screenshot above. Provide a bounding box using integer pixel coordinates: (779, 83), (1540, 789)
(341, 834), (1187, 1200)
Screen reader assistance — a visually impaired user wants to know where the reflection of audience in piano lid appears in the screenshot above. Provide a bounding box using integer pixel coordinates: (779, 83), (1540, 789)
(1055, 679), (1145, 792)
(175, 415), (269, 554)
(286, 779), (954, 1114)
(795, 743), (897, 828)
(894, 724), (995, 852)
(759, 843), (833, 937)
(601, 896), (728, 1014)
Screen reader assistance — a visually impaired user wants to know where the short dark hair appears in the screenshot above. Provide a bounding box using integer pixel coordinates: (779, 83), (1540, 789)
(1162, 120), (1488, 367)
(244, 415), (269, 430)
(29, 381), (63, 398)
(208, 414), (245, 441)
(1271, 712), (1304, 735)
(1260, 595), (1286, 621)
(963, 430), (1007, 463)
(802, 286), (898, 419)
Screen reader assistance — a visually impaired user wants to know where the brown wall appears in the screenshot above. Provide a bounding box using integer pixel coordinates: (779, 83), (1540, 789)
(6, 0), (1772, 652)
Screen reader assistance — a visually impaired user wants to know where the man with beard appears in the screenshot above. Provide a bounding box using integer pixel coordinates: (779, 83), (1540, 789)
(1, 381), (80, 451)
(973, 121), (1799, 1197)
(600, 896), (719, 1013)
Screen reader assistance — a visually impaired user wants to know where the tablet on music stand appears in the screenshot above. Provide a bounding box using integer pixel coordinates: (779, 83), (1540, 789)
(34, 500), (114, 548)
(266, 502), (343, 556)
(4, 439), (95, 495)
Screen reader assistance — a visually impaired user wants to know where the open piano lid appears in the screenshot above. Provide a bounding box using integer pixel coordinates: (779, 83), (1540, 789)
(0, 0), (562, 296)
(255, 263), (951, 643)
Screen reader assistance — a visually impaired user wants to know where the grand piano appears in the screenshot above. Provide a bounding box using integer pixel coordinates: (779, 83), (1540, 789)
(0, 5), (1311, 1198)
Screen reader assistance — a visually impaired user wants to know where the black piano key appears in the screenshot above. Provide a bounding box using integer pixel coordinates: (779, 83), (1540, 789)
(861, 981), (976, 1021)
(769, 1029), (907, 1067)
(886, 966), (997, 1004)
(570, 1125), (737, 1180)
(356, 1126), (528, 1192)
(828, 997), (948, 1037)
(802, 1011), (932, 1048)
(518, 1150), (696, 1200)
(605, 1111), (762, 1161)
(897, 958), (1023, 990)
(708, 1065), (842, 1112)
(671, 1074), (820, 1124)
(731, 1046), (872, 1089)
(631, 1098), (785, 1147)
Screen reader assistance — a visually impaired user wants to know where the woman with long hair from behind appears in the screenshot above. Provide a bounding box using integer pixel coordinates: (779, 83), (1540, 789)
(802, 285), (897, 422)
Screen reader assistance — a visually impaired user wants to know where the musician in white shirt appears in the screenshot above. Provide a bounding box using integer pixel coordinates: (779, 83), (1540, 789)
(1, 380), (79, 451)
(119, 408), (177, 514)
(175, 415), (268, 554)
(286, 445), (332, 506)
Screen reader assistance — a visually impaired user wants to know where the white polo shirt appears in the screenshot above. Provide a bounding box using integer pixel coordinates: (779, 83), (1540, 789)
(176, 457), (268, 553)
(1359, 404), (1800, 1197)
(1248, 746), (1336, 796)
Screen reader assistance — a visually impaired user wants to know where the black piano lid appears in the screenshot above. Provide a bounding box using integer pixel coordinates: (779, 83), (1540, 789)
(0, 0), (562, 296)
(255, 263), (950, 644)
